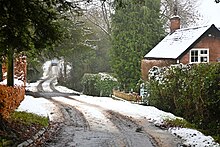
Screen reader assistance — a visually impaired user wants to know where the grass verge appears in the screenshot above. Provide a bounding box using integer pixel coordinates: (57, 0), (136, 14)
(0, 111), (49, 147)
(163, 118), (196, 128)
(10, 111), (49, 127)
(164, 118), (220, 144)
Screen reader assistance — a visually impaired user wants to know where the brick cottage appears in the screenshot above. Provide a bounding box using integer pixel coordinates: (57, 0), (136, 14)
(141, 16), (220, 80)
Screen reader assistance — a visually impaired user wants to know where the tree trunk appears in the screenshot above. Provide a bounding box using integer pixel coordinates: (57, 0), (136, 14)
(7, 48), (14, 86)
(64, 60), (67, 79)
(0, 63), (2, 82)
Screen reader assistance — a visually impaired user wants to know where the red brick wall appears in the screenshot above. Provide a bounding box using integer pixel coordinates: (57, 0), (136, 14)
(180, 36), (220, 63)
(141, 59), (176, 81)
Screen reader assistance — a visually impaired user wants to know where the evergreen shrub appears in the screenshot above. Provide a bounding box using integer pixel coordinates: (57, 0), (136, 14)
(147, 63), (220, 141)
(81, 73), (118, 97)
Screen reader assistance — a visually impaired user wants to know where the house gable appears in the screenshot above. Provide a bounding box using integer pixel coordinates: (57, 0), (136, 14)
(141, 24), (220, 81)
(144, 24), (220, 60)
(177, 25), (220, 62)
(179, 37), (220, 64)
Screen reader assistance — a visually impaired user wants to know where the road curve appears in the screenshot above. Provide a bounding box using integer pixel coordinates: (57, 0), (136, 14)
(27, 77), (182, 147)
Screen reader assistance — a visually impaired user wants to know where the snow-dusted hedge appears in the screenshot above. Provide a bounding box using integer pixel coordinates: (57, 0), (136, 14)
(81, 73), (118, 97)
(147, 63), (220, 142)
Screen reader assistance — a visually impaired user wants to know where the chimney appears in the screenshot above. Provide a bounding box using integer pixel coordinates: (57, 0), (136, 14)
(170, 0), (180, 33)
(170, 16), (180, 33)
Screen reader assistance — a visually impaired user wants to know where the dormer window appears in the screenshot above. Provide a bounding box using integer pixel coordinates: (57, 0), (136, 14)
(190, 49), (209, 63)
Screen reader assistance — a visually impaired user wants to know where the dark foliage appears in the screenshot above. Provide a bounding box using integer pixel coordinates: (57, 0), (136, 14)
(0, 0), (80, 86)
(110, 0), (165, 92)
(147, 63), (220, 142)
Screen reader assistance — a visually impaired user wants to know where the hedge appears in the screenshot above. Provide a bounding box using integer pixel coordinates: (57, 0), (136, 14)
(0, 85), (25, 119)
(81, 73), (118, 97)
(147, 63), (220, 140)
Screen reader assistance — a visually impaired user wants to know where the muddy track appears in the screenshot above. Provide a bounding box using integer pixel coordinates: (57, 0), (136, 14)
(49, 77), (60, 93)
(105, 110), (157, 147)
(29, 77), (181, 147)
(37, 77), (51, 92)
(52, 96), (157, 147)
(33, 78), (91, 146)
(44, 100), (91, 147)
(26, 77), (79, 98)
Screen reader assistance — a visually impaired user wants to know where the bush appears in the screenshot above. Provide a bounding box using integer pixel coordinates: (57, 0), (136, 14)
(81, 73), (119, 97)
(147, 63), (220, 141)
(27, 67), (42, 83)
(0, 85), (25, 119)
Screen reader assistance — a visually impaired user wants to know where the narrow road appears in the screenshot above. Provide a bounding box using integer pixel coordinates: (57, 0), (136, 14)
(27, 76), (182, 147)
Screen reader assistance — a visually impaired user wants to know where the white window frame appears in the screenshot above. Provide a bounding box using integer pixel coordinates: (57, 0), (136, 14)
(190, 48), (209, 64)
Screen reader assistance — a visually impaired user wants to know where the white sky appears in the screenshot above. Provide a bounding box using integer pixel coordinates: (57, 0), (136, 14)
(199, 0), (220, 26)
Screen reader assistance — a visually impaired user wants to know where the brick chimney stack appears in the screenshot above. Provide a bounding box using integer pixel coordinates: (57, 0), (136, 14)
(170, 16), (180, 33)
(170, 1), (180, 33)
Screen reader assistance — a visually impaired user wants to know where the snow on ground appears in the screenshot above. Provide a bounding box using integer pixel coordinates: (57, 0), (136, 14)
(17, 95), (60, 121)
(17, 83), (220, 147)
(26, 82), (39, 92)
(0, 79), (24, 86)
(16, 61), (219, 147)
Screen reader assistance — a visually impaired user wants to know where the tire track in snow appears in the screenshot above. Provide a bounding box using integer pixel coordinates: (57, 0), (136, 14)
(35, 77), (127, 146)
(105, 110), (157, 147)
(44, 100), (91, 147)
(49, 95), (156, 146)
(51, 96), (129, 147)
(35, 77), (158, 147)
(36, 77), (49, 92)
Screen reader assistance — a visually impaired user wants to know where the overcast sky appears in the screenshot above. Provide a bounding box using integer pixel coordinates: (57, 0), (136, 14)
(199, 0), (220, 26)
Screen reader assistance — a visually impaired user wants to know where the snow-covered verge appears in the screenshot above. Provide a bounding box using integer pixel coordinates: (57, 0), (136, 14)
(0, 79), (24, 86)
(16, 82), (220, 147)
(14, 61), (220, 147)
(16, 95), (60, 122)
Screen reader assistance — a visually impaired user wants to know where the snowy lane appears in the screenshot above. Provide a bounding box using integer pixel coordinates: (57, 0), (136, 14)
(23, 76), (187, 147)
(105, 110), (156, 147)
(52, 95), (181, 147)
(23, 76), (220, 147)
(33, 77), (157, 147)
(49, 96), (155, 147)
(19, 62), (220, 147)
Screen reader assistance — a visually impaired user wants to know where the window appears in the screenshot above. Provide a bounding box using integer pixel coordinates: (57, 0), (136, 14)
(190, 49), (209, 63)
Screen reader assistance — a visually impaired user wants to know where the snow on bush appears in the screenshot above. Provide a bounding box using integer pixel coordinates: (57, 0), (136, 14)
(81, 73), (118, 97)
(147, 63), (220, 145)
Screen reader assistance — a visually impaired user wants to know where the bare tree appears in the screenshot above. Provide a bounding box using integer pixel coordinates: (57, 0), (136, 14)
(83, 0), (113, 38)
(82, 0), (202, 34)
(161, 0), (201, 30)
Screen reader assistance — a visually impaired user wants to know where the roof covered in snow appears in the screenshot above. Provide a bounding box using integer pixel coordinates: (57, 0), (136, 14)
(144, 24), (220, 59)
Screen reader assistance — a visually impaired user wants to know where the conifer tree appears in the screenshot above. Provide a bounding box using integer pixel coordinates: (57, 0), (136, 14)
(0, 0), (79, 86)
(110, 0), (165, 91)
